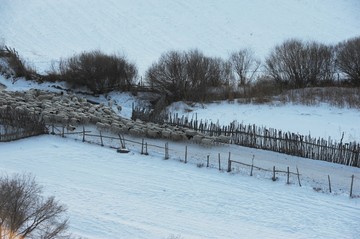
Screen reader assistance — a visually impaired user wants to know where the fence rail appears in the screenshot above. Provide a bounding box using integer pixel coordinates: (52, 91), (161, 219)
(47, 125), (359, 198)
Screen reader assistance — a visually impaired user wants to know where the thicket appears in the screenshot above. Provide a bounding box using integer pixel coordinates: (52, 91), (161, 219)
(0, 106), (46, 141)
(47, 50), (137, 94)
(0, 173), (70, 239)
(1, 36), (359, 102)
(0, 45), (38, 80)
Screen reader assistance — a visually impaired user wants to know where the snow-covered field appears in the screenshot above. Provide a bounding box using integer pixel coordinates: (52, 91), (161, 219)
(1, 0), (359, 74)
(1, 0), (360, 238)
(169, 101), (360, 142)
(1, 134), (359, 239)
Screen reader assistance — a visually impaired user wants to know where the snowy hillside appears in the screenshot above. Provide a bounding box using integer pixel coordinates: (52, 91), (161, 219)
(1, 0), (360, 74)
(1, 135), (359, 239)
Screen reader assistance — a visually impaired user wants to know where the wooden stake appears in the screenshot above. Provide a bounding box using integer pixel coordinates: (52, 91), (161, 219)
(141, 139), (144, 154)
(100, 131), (104, 146)
(328, 175), (332, 193)
(165, 142), (169, 160)
(207, 155), (210, 168)
(272, 166), (276, 181)
(350, 174), (354, 198)
(227, 152), (231, 172)
(250, 155), (254, 176)
(218, 153), (221, 171)
(185, 145), (188, 164)
(145, 142), (148, 155)
(296, 166), (302, 187)
(287, 167), (290, 184)
(82, 126), (85, 142)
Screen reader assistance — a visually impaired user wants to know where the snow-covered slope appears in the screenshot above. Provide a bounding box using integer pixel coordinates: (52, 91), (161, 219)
(1, 135), (359, 239)
(1, 0), (359, 74)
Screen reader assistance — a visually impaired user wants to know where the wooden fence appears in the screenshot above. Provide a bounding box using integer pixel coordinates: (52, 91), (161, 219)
(161, 113), (360, 167)
(0, 106), (47, 142)
(47, 125), (359, 198)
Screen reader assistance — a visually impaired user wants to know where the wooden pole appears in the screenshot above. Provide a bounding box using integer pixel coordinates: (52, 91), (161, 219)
(296, 166), (302, 187)
(185, 145), (188, 164)
(207, 155), (210, 168)
(350, 174), (354, 198)
(250, 155), (254, 176)
(227, 152), (231, 172)
(61, 126), (65, 137)
(141, 138), (144, 154)
(272, 166), (276, 181)
(287, 167), (290, 184)
(145, 142), (148, 155)
(165, 142), (169, 160)
(82, 126), (85, 142)
(100, 131), (104, 147)
(328, 175), (332, 193)
(218, 153), (221, 171)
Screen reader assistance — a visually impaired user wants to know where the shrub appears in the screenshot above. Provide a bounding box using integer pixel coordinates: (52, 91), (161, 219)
(57, 50), (137, 94)
(265, 39), (335, 88)
(0, 45), (38, 80)
(146, 49), (230, 103)
(0, 173), (70, 239)
(335, 36), (360, 86)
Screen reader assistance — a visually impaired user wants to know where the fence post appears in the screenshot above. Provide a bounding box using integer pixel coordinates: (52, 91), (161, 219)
(165, 142), (169, 160)
(296, 166), (302, 187)
(328, 175), (332, 193)
(61, 126), (65, 137)
(227, 152), (231, 172)
(141, 139), (144, 154)
(100, 131), (104, 147)
(51, 124), (55, 135)
(287, 167), (290, 184)
(145, 142), (148, 155)
(350, 174), (354, 198)
(207, 155), (210, 167)
(185, 145), (188, 164)
(272, 166), (276, 181)
(218, 153), (221, 171)
(82, 126), (85, 142)
(250, 155), (254, 176)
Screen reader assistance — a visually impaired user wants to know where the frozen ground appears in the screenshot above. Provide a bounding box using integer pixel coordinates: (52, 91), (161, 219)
(0, 135), (359, 239)
(168, 101), (360, 142)
(1, 0), (359, 75)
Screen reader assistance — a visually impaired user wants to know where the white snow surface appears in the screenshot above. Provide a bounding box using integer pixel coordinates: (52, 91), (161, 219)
(1, 0), (360, 75)
(168, 101), (360, 142)
(1, 135), (359, 239)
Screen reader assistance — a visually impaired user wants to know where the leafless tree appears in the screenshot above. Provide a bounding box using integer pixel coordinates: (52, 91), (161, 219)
(229, 49), (260, 96)
(58, 50), (137, 94)
(336, 36), (360, 86)
(266, 39), (334, 88)
(0, 173), (70, 239)
(146, 49), (229, 102)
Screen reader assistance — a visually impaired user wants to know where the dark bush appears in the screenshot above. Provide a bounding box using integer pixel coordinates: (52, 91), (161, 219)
(146, 49), (230, 103)
(57, 50), (137, 94)
(0, 45), (38, 80)
(265, 39), (335, 88)
(335, 36), (360, 86)
(0, 173), (70, 239)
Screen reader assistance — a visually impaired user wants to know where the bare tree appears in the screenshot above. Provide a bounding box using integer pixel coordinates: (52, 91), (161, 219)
(266, 39), (334, 88)
(58, 50), (137, 94)
(0, 173), (70, 239)
(336, 36), (360, 86)
(229, 49), (260, 96)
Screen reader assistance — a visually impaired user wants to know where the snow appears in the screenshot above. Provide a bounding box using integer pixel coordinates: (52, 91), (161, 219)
(1, 1), (360, 238)
(1, 0), (359, 75)
(0, 135), (359, 239)
(168, 101), (360, 142)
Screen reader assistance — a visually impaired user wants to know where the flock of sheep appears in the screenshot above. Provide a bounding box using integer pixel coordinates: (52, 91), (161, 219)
(0, 89), (231, 145)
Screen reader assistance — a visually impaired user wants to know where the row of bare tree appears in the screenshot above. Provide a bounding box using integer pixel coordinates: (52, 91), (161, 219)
(146, 37), (360, 102)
